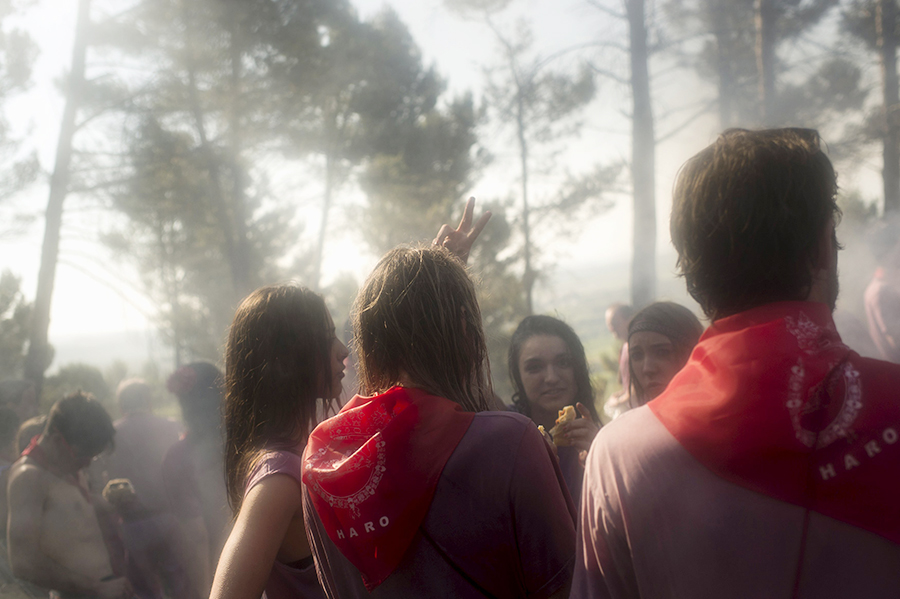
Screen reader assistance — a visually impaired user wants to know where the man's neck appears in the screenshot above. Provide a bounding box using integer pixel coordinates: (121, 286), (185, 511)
(33, 436), (77, 477)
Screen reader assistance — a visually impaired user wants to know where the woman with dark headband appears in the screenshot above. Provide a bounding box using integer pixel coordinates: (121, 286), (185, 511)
(626, 302), (704, 407)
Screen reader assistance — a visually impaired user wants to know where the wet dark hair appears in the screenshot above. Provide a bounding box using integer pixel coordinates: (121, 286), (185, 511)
(224, 284), (333, 514)
(671, 128), (840, 320)
(45, 391), (115, 458)
(353, 246), (492, 413)
(508, 315), (598, 421)
(627, 302), (703, 403)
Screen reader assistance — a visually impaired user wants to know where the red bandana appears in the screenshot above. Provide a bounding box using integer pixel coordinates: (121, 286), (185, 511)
(650, 301), (900, 543)
(302, 386), (475, 589)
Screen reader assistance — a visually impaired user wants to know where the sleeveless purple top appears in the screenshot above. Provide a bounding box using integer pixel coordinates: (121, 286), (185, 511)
(245, 450), (325, 599)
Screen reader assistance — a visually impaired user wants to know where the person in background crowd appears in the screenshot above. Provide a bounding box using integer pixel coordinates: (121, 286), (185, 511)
(0, 380), (38, 423)
(832, 308), (881, 359)
(209, 284), (345, 599)
(603, 303), (635, 420)
(508, 314), (600, 505)
(162, 362), (230, 599)
(303, 200), (576, 598)
(574, 128), (900, 598)
(0, 407), (19, 536)
(864, 245), (900, 362)
(15, 415), (46, 454)
(106, 379), (192, 599)
(7, 392), (130, 599)
(108, 379), (182, 514)
(625, 301), (703, 407)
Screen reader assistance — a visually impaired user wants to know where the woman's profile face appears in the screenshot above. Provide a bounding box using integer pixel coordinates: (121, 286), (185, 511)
(517, 334), (577, 413)
(325, 311), (349, 400)
(629, 331), (681, 401)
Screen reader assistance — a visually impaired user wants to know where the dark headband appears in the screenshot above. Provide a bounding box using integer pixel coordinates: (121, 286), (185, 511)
(628, 320), (686, 345)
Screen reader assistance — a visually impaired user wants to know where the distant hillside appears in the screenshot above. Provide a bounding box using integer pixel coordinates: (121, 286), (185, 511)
(45, 257), (701, 378)
(534, 256), (702, 341)
(49, 329), (174, 373)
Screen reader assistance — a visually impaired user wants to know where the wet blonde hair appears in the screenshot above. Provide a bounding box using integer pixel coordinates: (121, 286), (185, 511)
(352, 246), (492, 412)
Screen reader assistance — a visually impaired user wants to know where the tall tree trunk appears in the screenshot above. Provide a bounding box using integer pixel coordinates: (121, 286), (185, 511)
(516, 94), (535, 315)
(627, 0), (656, 309)
(156, 218), (183, 367)
(711, 0), (735, 128)
(754, 0), (776, 124)
(879, 0), (900, 213)
(313, 149), (334, 291)
(228, 9), (252, 297)
(180, 0), (250, 301)
(23, 0), (91, 395)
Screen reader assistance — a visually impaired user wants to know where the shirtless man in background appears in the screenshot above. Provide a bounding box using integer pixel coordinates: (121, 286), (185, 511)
(7, 391), (130, 599)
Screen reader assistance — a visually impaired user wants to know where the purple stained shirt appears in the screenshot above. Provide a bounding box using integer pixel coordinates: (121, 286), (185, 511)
(108, 412), (182, 512)
(305, 411), (576, 598)
(245, 451), (325, 599)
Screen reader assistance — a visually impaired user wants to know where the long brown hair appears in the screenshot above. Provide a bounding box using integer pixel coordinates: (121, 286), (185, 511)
(224, 284), (332, 514)
(352, 246), (492, 412)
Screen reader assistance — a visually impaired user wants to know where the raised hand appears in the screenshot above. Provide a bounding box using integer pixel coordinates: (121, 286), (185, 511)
(432, 197), (492, 265)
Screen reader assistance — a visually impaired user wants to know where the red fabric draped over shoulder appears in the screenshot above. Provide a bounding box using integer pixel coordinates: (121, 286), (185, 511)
(650, 301), (900, 544)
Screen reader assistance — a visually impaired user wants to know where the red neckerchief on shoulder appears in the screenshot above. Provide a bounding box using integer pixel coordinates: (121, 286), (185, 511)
(649, 301), (900, 543)
(302, 386), (475, 590)
(21, 435), (92, 504)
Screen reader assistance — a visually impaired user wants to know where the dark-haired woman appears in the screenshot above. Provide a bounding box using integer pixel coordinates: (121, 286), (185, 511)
(508, 315), (600, 506)
(627, 301), (704, 406)
(209, 286), (346, 599)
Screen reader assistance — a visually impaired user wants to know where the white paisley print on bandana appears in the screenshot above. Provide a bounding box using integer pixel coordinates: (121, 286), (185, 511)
(785, 312), (862, 449)
(308, 403), (390, 518)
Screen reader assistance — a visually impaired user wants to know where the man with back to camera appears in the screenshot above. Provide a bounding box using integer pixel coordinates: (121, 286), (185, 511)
(7, 391), (131, 599)
(573, 128), (900, 598)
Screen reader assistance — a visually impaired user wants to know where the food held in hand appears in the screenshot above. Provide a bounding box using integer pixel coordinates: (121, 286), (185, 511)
(549, 405), (577, 447)
(102, 478), (136, 506)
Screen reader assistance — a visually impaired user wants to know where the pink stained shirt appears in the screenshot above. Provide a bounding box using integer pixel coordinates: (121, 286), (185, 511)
(244, 450), (325, 599)
(573, 406), (900, 598)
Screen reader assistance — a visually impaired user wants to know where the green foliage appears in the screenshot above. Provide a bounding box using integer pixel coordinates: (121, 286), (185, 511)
(0, 270), (32, 379)
(480, 19), (615, 311)
(467, 200), (528, 399)
(0, 0), (37, 218)
(841, 0), (888, 50)
(84, 0), (483, 361)
(665, 0), (849, 126)
(359, 93), (485, 253)
(444, 0), (513, 15)
(838, 188), (880, 227)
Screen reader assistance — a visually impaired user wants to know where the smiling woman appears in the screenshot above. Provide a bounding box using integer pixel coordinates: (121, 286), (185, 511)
(508, 315), (600, 507)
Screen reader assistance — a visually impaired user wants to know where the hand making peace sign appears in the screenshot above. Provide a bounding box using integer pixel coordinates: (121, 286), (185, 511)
(432, 197), (492, 265)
